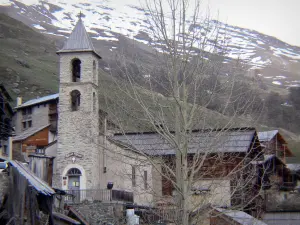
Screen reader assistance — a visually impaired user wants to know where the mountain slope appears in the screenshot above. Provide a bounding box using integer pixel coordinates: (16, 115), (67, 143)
(1, 0), (300, 90)
(0, 13), (58, 101)
(0, 12), (299, 162)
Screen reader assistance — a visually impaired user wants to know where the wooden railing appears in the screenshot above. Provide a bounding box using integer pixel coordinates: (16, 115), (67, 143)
(64, 189), (134, 204)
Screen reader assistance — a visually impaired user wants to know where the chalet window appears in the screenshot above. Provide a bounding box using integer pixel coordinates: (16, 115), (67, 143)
(132, 166), (136, 187)
(2, 145), (7, 156)
(70, 90), (81, 111)
(28, 120), (32, 128)
(44, 103), (47, 107)
(72, 58), (81, 82)
(144, 170), (148, 189)
(22, 122), (26, 129)
(93, 92), (96, 112)
(27, 107), (32, 114)
(22, 109), (26, 115)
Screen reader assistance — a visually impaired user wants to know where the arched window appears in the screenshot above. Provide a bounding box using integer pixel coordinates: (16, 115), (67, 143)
(67, 168), (82, 176)
(70, 90), (81, 111)
(93, 60), (96, 83)
(72, 59), (81, 82)
(93, 92), (96, 112)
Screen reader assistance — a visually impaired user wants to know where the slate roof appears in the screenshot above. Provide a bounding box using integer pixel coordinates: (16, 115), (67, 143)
(15, 93), (59, 109)
(9, 160), (55, 196)
(214, 207), (267, 225)
(286, 164), (300, 172)
(112, 128), (259, 155)
(258, 130), (279, 142)
(263, 212), (300, 225)
(57, 18), (101, 58)
(13, 124), (50, 142)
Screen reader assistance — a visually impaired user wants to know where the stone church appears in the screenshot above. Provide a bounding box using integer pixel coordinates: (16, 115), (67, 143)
(11, 17), (153, 205)
(53, 17), (153, 205)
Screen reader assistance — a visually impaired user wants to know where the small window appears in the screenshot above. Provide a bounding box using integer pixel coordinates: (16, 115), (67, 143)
(93, 92), (96, 112)
(72, 58), (81, 82)
(132, 166), (136, 187)
(144, 171), (148, 189)
(27, 107), (32, 114)
(28, 120), (32, 128)
(93, 60), (96, 83)
(22, 109), (26, 115)
(44, 103), (47, 107)
(22, 122), (26, 129)
(70, 90), (81, 111)
(2, 145), (8, 156)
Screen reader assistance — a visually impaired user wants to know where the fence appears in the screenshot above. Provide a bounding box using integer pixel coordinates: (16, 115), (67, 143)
(64, 189), (134, 204)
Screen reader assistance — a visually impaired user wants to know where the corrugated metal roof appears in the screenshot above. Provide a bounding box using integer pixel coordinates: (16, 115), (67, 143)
(263, 212), (300, 225)
(13, 124), (50, 142)
(15, 93), (59, 109)
(258, 130), (278, 142)
(215, 208), (267, 225)
(112, 128), (258, 155)
(9, 160), (55, 196)
(57, 18), (101, 58)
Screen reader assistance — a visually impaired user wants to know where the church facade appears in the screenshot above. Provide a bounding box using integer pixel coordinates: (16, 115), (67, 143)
(52, 17), (153, 205)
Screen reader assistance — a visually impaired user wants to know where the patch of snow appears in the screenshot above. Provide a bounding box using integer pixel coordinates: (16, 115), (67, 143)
(256, 40), (264, 45)
(44, 3), (50, 11)
(272, 81), (282, 85)
(33, 24), (45, 30)
(275, 75), (286, 79)
(104, 67), (110, 71)
(1, 0), (12, 6)
(95, 36), (118, 42)
(264, 76), (273, 79)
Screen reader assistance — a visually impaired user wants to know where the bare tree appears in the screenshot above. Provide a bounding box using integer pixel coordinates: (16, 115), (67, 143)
(97, 0), (265, 224)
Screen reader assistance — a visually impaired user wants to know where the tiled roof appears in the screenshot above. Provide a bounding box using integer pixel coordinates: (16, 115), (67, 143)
(258, 130), (278, 142)
(15, 93), (59, 109)
(9, 160), (55, 196)
(57, 18), (101, 58)
(13, 124), (50, 142)
(112, 128), (259, 155)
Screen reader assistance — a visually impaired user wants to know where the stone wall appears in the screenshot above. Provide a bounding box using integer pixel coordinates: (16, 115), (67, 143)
(70, 202), (125, 225)
(102, 140), (154, 206)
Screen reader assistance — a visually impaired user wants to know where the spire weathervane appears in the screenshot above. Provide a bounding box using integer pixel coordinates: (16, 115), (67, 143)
(78, 11), (82, 20)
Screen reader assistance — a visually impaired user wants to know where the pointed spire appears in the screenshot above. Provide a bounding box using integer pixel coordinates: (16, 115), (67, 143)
(57, 15), (101, 58)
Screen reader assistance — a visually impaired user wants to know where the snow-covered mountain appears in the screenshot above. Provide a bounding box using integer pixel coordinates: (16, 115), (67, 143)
(1, 0), (300, 88)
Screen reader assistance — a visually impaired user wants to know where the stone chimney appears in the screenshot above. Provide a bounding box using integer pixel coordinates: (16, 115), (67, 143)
(16, 97), (22, 107)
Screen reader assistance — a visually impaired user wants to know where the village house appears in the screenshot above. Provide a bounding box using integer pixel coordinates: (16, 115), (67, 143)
(0, 84), (14, 162)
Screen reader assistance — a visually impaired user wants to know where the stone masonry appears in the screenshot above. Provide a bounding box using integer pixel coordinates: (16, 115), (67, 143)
(54, 51), (101, 189)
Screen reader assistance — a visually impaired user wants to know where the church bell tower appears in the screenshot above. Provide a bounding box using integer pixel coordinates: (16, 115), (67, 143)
(54, 15), (101, 190)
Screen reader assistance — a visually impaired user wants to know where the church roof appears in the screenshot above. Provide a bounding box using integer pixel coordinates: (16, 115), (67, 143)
(57, 17), (101, 58)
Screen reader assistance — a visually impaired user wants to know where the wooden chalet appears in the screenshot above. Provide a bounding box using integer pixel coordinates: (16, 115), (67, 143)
(258, 130), (294, 163)
(12, 124), (51, 161)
